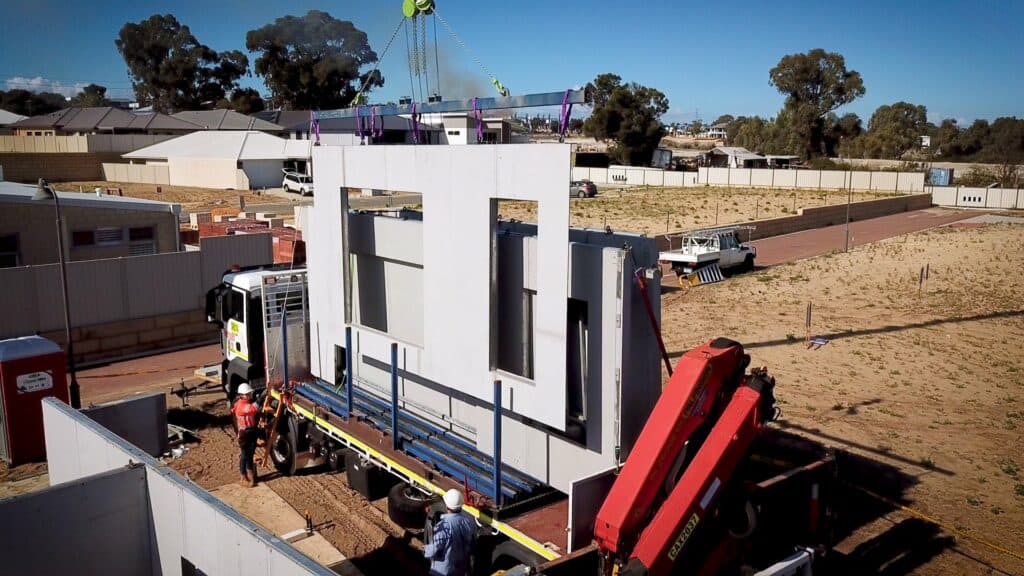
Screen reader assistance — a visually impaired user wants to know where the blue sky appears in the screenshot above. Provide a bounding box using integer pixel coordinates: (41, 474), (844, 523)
(1, 0), (1021, 124)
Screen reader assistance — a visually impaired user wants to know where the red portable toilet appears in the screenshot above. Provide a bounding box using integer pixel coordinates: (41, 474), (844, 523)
(0, 336), (69, 465)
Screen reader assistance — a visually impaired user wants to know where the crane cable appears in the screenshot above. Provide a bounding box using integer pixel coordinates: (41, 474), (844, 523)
(433, 10), (508, 97)
(352, 16), (407, 106)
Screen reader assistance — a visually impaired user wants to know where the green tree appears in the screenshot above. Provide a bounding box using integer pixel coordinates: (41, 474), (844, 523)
(711, 114), (735, 126)
(825, 112), (862, 155)
(583, 73), (668, 165)
(227, 88), (266, 114)
(116, 14), (248, 112)
(865, 102), (927, 158)
(70, 84), (110, 107)
(247, 10), (382, 110)
(769, 49), (865, 159)
(0, 89), (66, 116)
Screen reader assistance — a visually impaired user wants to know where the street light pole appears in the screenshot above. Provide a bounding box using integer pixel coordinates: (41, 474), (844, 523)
(845, 174), (852, 252)
(36, 179), (80, 408)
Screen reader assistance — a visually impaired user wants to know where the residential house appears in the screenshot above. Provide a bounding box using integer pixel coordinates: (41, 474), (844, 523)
(122, 130), (311, 189)
(171, 110), (284, 133)
(0, 180), (181, 266)
(0, 109), (27, 135)
(9, 107), (201, 136)
(703, 146), (768, 168)
(700, 123), (729, 141)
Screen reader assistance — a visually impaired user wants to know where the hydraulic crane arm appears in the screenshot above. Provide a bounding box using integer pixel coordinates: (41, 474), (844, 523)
(594, 338), (748, 555)
(623, 369), (776, 576)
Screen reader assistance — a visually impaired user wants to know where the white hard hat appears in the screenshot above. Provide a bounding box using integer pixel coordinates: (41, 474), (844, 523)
(237, 383), (253, 395)
(443, 488), (464, 511)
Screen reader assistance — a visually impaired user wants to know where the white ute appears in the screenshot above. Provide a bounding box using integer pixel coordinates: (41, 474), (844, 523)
(659, 226), (756, 280)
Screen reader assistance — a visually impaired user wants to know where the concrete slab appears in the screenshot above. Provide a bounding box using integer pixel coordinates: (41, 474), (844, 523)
(952, 214), (1024, 225)
(212, 482), (348, 569)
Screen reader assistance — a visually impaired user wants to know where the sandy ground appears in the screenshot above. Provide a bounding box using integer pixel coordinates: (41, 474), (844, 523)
(55, 181), (309, 213)
(500, 186), (893, 235)
(168, 400), (427, 574)
(660, 222), (1024, 575)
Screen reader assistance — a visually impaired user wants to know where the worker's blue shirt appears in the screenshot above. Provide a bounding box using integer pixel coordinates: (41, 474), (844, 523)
(424, 511), (477, 576)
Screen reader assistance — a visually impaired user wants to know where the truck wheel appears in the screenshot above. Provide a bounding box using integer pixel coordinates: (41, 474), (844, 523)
(270, 414), (297, 475)
(490, 539), (546, 571)
(388, 483), (435, 529)
(742, 254), (755, 272)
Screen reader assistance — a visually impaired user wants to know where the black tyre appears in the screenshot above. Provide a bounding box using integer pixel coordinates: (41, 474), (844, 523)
(577, 190), (586, 199)
(743, 254), (755, 272)
(490, 540), (546, 571)
(388, 483), (435, 529)
(270, 414), (297, 475)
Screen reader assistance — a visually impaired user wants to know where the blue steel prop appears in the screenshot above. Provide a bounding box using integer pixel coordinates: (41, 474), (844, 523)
(294, 378), (544, 503)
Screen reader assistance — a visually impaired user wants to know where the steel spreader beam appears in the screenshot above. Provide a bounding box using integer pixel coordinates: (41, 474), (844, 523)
(316, 90), (585, 120)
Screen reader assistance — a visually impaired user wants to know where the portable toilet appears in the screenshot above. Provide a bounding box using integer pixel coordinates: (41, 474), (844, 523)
(0, 336), (69, 465)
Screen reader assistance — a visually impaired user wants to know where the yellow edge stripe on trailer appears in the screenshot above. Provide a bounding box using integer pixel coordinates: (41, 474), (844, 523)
(272, 389), (560, 561)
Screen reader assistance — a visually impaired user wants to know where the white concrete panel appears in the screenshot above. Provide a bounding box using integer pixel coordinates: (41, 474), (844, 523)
(42, 402), (81, 484)
(590, 167), (609, 184)
(750, 169), (773, 187)
(607, 167), (627, 184)
(850, 171), (872, 190)
(663, 172), (684, 187)
(796, 170), (820, 189)
(731, 168), (752, 186)
(168, 157), (237, 189)
(774, 169), (798, 188)
(625, 169), (645, 185)
(643, 169), (664, 186)
(183, 486), (223, 572)
(572, 167), (590, 181)
(871, 171), (898, 191)
(308, 146), (346, 385)
(820, 170), (846, 189)
(930, 186), (957, 206)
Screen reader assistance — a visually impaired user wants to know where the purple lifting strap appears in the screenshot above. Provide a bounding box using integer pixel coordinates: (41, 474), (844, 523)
(410, 102), (420, 144)
(559, 90), (573, 142)
(473, 97), (483, 143)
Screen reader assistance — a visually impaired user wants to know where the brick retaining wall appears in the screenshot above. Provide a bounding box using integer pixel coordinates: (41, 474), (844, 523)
(656, 193), (932, 250)
(40, 308), (218, 365)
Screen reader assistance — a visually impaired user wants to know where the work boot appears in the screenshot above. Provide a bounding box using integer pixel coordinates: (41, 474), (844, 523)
(250, 473), (258, 487)
(240, 473), (250, 486)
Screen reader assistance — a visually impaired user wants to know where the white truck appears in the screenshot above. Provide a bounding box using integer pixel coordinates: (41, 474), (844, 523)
(659, 226), (757, 279)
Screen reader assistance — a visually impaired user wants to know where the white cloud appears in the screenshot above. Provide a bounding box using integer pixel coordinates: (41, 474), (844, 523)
(4, 76), (83, 98)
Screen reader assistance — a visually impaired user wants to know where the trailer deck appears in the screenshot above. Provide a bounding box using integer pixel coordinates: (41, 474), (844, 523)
(272, 385), (569, 559)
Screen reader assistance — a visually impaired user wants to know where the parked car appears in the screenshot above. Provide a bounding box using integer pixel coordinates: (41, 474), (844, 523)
(570, 179), (598, 198)
(283, 171), (314, 196)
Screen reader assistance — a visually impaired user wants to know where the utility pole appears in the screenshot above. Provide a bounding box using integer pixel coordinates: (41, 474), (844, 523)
(845, 172), (852, 252)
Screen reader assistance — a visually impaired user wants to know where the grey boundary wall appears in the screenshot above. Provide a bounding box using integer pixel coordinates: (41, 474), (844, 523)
(42, 398), (332, 576)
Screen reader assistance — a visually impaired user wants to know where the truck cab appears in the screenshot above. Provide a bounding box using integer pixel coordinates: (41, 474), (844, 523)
(206, 269), (271, 399)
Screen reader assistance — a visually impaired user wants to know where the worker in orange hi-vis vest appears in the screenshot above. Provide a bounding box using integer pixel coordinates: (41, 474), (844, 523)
(232, 383), (259, 487)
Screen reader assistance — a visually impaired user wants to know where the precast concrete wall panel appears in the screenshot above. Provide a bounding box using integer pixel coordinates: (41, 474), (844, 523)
(83, 393), (169, 457)
(750, 169), (773, 187)
(796, 170), (819, 189)
(590, 167), (608, 184)
(572, 167), (590, 181)
(316, 145), (571, 430)
(0, 465), (152, 576)
(731, 168), (752, 186)
(774, 169), (798, 188)
(871, 171), (898, 191)
(199, 234), (274, 290)
(663, 172), (684, 187)
(625, 169), (645, 185)
(643, 169), (664, 186)
(42, 399), (332, 576)
(930, 186), (957, 206)
(820, 170), (847, 189)
(125, 251), (203, 317)
(850, 171), (871, 190)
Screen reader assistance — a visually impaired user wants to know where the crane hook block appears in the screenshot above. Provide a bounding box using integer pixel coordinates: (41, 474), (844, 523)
(492, 78), (510, 98)
(403, 0), (435, 17)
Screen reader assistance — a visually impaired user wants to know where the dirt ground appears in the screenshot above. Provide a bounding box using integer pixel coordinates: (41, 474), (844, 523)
(500, 186), (893, 235)
(168, 400), (428, 574)
(55, 181), (307, 213)
(660, 222), (1024, 575)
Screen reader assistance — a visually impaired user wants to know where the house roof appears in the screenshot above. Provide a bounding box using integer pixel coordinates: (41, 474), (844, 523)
(709, 146), (765, 161)
(172, 110), (283, 131)
(0, 109), (27, 125)
(255, 109), (438, 132)
(9, 107), (200, 132)
(0, 180), (181, 214)
(123, 130), (311, 161)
